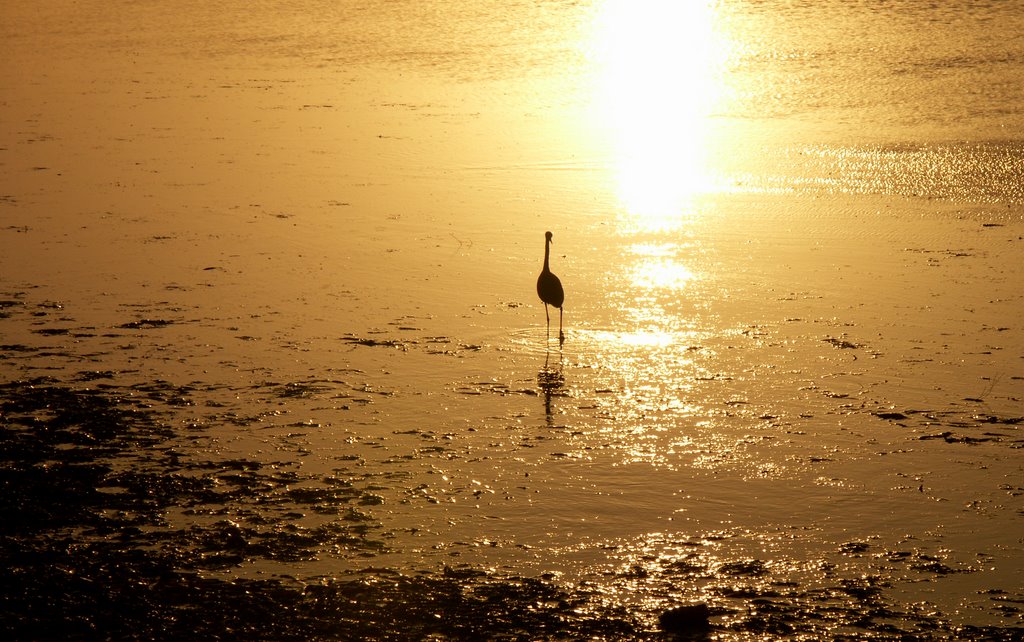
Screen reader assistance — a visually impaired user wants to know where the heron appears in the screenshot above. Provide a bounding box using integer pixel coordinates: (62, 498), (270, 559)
(536, 230), (565, 345)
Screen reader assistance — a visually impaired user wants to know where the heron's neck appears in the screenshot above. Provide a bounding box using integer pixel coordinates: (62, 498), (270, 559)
(543, 239), (551, 272)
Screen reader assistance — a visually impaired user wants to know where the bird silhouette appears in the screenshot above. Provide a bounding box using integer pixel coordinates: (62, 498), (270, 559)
(536, 231), (565, 345)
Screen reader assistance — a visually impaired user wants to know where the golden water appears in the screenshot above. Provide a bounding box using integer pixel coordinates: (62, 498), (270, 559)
(2, 0), (1022, 636)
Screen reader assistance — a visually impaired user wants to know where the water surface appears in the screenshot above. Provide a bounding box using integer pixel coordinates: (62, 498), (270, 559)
(2, 1), (1022, 638)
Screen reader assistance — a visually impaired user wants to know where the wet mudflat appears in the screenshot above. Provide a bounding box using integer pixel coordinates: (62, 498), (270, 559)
(0, 374), (1020, 640)
(1, 370), (1018, 642)
(2, 216), (1022, 639)
(0, 381), (627, 641)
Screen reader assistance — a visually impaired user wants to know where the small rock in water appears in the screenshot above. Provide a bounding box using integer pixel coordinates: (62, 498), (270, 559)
(659, 603), (710, 633)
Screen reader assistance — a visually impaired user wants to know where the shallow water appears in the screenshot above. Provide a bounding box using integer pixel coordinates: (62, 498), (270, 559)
(2, 1), (1023, 639)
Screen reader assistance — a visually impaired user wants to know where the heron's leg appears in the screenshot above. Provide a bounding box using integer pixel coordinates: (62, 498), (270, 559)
(545, 304), (551, 340)
(558, 307), (564, 346)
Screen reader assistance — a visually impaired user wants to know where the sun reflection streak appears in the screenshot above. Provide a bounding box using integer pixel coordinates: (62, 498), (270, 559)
(631, 259), (695, 290)
(588, 329), (677, 348)
(627, 242), (697, 290)
(590, 1), (727, 230)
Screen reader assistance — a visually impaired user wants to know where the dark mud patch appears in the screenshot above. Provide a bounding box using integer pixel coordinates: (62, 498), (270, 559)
(874, 410), (909, 421)
(2, 551), (642, 640)
(340, 333), (482, 357)
(119, 318), (174, 329)
(340, 334), (409, 349)
(823, 336), (862, 350)
(869, 406), (1024, 447)
(0, 378), (643, 640)
(0, 298), (26, 320)
(31, 327), (72, 336)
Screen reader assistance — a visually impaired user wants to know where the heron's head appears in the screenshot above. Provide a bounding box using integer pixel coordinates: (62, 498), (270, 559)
(545, 231), (553, 242)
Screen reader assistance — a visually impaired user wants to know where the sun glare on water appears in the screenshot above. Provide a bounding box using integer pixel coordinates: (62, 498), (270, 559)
(590, 1), (727, 231)
(627, 242), (696, 290)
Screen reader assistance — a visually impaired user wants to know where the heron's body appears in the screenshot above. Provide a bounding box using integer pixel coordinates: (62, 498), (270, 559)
(537, 231), (564, 344)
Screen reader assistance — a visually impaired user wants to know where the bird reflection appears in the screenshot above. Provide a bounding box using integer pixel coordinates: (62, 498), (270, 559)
(537, 348), (565, 423)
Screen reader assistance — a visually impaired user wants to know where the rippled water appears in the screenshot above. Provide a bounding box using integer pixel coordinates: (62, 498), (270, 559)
(2, 1), (1022, 639)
